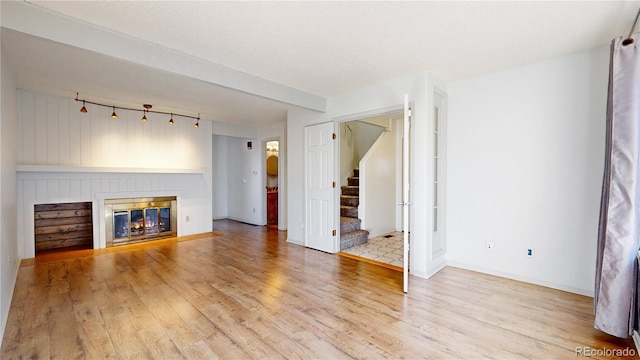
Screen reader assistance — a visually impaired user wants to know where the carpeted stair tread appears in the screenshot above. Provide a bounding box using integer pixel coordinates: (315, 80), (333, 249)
(341, 195), (359, 207)
(341, 186), (359, 196)
(340, 216), (361, 225)
(338, 168), (367, 251)
(340, 230), (369, 250)
(340, 216), (362, 234)
(340, 205), (358, 218)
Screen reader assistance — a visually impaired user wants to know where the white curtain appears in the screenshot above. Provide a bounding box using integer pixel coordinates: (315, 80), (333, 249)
(595, 33), (640, 338)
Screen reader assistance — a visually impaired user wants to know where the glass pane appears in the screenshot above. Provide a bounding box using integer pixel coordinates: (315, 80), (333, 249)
(145, 208), (159, 235)
(434, 183), (438, 207)
(114, 211), (129, 239)
(131, 209), (144, 236)
(433, 208), (438, 232)
(159, 207), (171, 233)
(434, 133), (438, 156)
(434, 108), (439, 132)
(434, 158), (438, 181)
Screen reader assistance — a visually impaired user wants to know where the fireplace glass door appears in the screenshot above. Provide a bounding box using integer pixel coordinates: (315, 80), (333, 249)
(131, 209), (144, 237)
(114, 211), (129, 240)
(145, 208), (159, 235)
(159, 207), (171, 233)
(105, 197), (177, 247)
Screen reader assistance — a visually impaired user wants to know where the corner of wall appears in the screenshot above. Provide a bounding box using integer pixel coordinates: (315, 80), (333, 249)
(0, 39), (20, 348)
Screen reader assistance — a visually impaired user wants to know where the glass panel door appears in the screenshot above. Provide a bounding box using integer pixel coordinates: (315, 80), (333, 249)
(145, 208), (159, 235)
(114, 211), (129, 240)
(131, 209), (144, 237)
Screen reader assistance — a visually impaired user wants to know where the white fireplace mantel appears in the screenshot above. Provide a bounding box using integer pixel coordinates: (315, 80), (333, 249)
(17, 165), (205, 174)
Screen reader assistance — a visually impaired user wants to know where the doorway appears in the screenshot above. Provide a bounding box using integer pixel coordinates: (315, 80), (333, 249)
(337, 112), (405, 269)
(265, 140), (279, 228)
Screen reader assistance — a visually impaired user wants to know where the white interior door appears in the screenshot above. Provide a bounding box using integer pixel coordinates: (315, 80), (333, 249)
(305, 122), (336, 253)
(402, 94), (411, 293)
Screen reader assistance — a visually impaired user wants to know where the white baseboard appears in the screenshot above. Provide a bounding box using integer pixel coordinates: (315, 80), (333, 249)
(446, 261), (594, 297)
(287, 238), (304, 246)
(411, 258), (446, 279)
(224, 217), (263, 226)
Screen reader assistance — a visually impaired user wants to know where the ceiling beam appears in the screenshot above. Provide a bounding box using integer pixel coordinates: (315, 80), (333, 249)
(1, 1), (327, 113)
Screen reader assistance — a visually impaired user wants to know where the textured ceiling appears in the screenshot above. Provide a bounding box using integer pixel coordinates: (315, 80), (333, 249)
(3, 1), (638, 126)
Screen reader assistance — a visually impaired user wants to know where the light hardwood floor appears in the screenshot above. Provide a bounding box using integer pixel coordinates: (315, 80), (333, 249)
(1, 219), (636, 359)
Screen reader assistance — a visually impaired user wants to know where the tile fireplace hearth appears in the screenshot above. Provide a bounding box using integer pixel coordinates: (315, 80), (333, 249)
(105, 196), (177, 247)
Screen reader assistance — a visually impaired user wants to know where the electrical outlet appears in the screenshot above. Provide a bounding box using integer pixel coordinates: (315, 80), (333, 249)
(486, 241), (494, 250)
(527, 248), (534, 257)
(186, 215), (190, 222)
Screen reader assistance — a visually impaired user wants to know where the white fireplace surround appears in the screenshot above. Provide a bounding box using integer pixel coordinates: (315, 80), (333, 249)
(17, 169), (211, 259)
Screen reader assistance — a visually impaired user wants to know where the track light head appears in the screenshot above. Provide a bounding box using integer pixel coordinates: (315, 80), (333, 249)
(194, 114), (200, 128)
(80, 100), (87, 113)
(169, 113), (174, 125)
(141, 110), (147, 122)
(111, 106), (118, 119)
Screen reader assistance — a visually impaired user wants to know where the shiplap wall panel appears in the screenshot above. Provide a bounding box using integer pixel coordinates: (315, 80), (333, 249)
(59, 179), (70, 200)
(34, 95), (48, 164)
(69, 100), (81, 166)
(17, 91), (207, 169)
(46, 97), (59, 165)
(17, 93), (23, 164)
(16, 91), (213, 258)
(80, 108), (91, 166)
(58, 98), (70, 166)
(21, 93), (35, 165)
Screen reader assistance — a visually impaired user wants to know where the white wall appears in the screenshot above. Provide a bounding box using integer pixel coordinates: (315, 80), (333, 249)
(212, 135), (229, 219)
(213, 121), (257, 139)
(226, 136), (262, 225)
(339, 122), (354, 186)
(211, 121), (284, 229)
(288, 73), (446, 277)
(446, 46), (609, 295)
(360, 129), (397, 238)
(0, 38), (20, 348)
(16, 91), (213, 258)
(287, 109), (331, 246)
(352, 121), (385, 163)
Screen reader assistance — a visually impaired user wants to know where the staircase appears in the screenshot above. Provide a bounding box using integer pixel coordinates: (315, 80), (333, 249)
(340, 169), (369, 250)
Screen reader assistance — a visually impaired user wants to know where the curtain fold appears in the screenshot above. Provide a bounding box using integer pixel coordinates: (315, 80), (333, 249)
(595, 34), (640, 338)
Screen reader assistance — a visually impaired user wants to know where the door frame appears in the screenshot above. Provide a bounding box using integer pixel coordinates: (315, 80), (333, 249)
(333, 103), (413, 263)
(262, 137), (282, 228)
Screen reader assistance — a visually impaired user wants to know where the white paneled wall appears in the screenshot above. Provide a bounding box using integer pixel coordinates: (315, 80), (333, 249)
(16, 91), (213, 259)
(18, 91), (206, 169)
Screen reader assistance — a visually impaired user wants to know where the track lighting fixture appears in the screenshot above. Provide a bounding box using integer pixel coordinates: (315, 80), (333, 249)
(74, 93), (201, 128)
(142, 104), (151, 122)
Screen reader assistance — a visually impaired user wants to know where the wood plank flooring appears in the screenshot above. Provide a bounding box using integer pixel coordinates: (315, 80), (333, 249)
(1, 219), (636, 359)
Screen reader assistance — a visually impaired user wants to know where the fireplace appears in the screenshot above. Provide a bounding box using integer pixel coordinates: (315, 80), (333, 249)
(105, 196), (177, 247)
